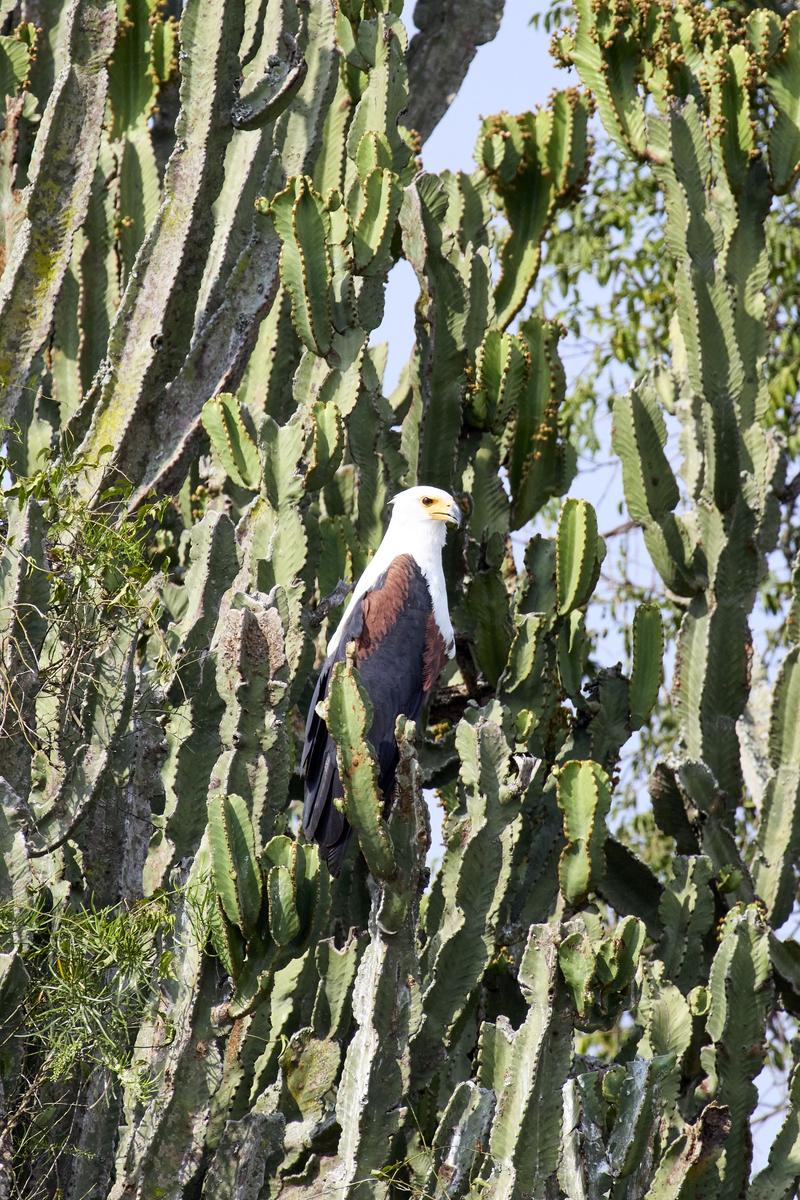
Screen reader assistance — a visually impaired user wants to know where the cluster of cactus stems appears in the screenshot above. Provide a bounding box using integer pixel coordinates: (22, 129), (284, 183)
(2, 0), (800, 1196)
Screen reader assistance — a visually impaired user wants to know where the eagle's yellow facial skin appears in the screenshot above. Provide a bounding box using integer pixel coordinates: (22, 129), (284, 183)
(388, 485), (461, 527)
(420, 495), (460, 524)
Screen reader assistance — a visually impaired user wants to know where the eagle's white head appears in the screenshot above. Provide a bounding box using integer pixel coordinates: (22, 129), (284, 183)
(387, 485), (462, 528)
(326, 485), (459, 657)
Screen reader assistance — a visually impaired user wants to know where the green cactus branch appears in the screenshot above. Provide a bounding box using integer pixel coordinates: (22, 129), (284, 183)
(0, 0), (117, 423)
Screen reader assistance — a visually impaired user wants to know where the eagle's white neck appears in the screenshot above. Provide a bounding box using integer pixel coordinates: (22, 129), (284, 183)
(326, 515), (454, 658)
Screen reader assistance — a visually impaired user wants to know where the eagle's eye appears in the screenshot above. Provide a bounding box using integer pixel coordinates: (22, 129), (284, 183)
(421, 496), (434, 507)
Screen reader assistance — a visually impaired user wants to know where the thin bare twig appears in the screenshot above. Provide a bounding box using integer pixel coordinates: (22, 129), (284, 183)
(601, 518), (641, 539)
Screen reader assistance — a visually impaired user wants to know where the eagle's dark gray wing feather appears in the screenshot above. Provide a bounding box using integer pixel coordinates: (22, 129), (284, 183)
(301, 554), (447, 876)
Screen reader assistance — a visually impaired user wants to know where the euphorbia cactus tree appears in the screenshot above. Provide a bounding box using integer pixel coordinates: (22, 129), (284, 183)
(1, 1), (800, 1198)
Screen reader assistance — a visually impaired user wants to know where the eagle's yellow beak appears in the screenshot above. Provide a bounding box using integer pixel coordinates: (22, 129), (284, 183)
(429, 498), (462, 526)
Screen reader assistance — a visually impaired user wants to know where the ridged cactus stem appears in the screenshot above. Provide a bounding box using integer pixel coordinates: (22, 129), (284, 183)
(0, 0), (117, 422)
(328, 720), (427, 1197)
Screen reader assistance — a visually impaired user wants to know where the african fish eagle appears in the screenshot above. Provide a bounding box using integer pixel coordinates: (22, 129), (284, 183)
(301, 486), (461, 876)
